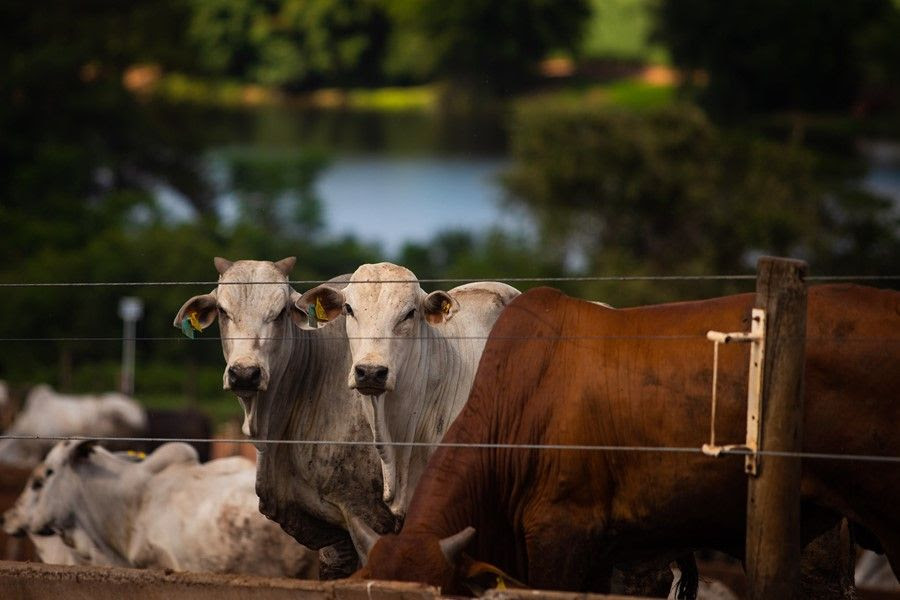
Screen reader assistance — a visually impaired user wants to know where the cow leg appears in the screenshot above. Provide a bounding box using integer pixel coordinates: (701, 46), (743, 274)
(797, 520), (857, 600)
(613, 558), (674, 598)
(317, 537), (359, 579)
(523, 520), (612, 592)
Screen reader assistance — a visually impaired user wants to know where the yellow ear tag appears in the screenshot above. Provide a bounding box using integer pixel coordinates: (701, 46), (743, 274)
(188, 311), (204, 332)
(441, 300), (451, 314)
(126, 450), (146, 460)
(496, 575), (506, 590)
(315, 297), (329, 322)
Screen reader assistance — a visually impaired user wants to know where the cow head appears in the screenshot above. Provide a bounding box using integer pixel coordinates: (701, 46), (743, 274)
(174, 257), (302, 437)
(24, 440), (198, 538)
(348, 514), (476, 593)
(0, 464), (50, 537)
(22, 439), (101, 536)
(299, 263), (458, 396)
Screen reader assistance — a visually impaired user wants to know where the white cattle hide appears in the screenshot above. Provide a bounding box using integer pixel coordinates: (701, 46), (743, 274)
(174, 258), (394, 577)
(9, 440), (317, 577)
(300, 262), (519, 518)
(0, 384), (146, 468)
(856, 550), (899, 590)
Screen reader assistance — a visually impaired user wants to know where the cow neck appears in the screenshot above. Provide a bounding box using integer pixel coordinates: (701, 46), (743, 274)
(373, 319), (480, 519)
(401, 401), (510, 564)
(70, 457), (145, 567)
(252, 316), (392, 547)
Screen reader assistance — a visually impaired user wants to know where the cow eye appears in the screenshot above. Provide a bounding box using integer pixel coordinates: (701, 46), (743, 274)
(218, 307), (230, 320)
(344, 304), (354, 317)
(31, 479), (43, 491)
(45, 469), (53, 477)
(401, 308), (416, 322)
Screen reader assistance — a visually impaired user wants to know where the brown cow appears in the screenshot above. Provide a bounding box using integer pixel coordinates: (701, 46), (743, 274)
(349, 285), (899, 595)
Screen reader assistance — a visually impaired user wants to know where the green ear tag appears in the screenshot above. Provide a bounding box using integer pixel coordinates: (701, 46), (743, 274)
(181, 317), (196, 339)
(307, 304), (318, 328)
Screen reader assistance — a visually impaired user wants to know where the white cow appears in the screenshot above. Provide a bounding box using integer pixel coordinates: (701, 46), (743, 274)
(299, 262), (519, 518)
(174, 258), (394, 578)
(2, 459), (96, 565)
(3, 439), (318, 577)
(856, 550), (900, 590)
(0, 384), (146, 468)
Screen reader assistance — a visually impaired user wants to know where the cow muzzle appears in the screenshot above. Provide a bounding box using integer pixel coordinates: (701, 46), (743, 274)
(353, 363), (390, 396)
(226, 364), (266, 394)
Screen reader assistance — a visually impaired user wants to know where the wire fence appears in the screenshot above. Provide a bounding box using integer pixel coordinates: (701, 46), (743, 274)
(0, 272), (897, 466)
(1, 434), (899, 464)
(0, 274), (898, 288)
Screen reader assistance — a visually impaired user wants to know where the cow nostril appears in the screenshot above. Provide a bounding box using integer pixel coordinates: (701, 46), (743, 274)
(229, 365), (262, 389)
(355, 364), (389, 383)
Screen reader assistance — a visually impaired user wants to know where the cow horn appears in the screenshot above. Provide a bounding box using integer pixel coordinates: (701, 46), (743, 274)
(274, 257), (296, 276)
(439, 526), (476, 562)
(214, 257), (233, 274)
(346, 514), (380, 566)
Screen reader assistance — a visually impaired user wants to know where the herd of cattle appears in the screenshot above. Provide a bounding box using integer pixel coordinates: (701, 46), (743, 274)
(0, 258), (897, 599)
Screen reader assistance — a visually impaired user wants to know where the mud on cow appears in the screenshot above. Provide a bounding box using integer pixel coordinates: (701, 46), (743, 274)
(1, 440), (317, 576)
(300, 262), (519, 519)
(174, 258), (394, 578)
(351, 285), (900, 596)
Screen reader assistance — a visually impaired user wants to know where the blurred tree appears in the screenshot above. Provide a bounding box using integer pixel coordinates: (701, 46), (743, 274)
(187, 0), (389, 89)
(397, 229), (561, 293)
(384, 0), (591, 94)
(502, 100), (899, 303)
(655, 0), (900, 114)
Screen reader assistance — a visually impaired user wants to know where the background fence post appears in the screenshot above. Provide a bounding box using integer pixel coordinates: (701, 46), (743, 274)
(746, 256), (808, 600)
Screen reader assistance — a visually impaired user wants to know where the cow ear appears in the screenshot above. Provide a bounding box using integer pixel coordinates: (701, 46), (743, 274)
(141, 443), (198, 474)
(422, 291), (460, 325)
(459, 555), (527, 594)
(69, 440), (98, 464)
(346, 514), (381, 566)
(274, 257), (296, 276)
(173, 291), (217, 330)
(294, 285), (345, 327)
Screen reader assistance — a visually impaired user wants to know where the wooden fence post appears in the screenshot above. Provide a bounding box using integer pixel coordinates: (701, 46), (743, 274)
(746, 256), (808, 600)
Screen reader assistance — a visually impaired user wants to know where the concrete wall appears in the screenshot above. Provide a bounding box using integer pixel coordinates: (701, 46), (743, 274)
(0, 561), (659, 600)
(0, 561), (436, 600)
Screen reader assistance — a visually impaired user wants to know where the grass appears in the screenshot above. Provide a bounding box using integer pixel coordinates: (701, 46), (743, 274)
(519, 78), (676, 112)
(602, 78), (675, 109)
(583, 0), (669, 63)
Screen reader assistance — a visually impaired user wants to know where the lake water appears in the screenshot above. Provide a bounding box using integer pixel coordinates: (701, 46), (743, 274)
(155, 107), (900, 256)
(315, 156), (537, 254)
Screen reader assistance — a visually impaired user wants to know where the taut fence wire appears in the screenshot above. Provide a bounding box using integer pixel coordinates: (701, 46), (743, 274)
(0, 274), (898, 288)
(0, 434), (899, 464)
(0, 271), (897, 467)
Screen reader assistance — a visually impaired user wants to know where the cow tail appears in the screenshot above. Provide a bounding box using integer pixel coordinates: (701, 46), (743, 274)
(674, 554), (699, 600)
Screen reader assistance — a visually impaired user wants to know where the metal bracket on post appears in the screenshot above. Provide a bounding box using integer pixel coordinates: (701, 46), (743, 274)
(702, 308), (766, 476)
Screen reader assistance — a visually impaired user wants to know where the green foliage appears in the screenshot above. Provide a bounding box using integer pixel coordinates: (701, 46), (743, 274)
(502, 100), (899, 304)
(384, 0), (591, 93)
(583, 0), (666, 62)
(397, 229), (563, 293)
(186, 0), (389, 89)
(655, 0), (900, 114)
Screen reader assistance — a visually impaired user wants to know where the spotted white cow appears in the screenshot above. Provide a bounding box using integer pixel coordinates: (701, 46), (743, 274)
(300, 262), (519, 519)
(0, 385), (146, 468)
(2, 440), (318, 577)
(175, 258), (394, 578)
